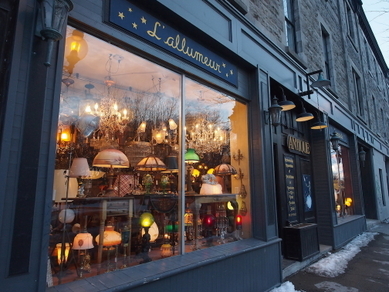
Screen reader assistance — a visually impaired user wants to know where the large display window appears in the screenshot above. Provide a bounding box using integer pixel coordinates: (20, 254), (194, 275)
(48, 26), (251, 286)
(331, 145), (353, 217)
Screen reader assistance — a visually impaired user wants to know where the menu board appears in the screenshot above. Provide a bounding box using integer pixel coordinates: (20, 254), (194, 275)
(284, 155), (297, 223)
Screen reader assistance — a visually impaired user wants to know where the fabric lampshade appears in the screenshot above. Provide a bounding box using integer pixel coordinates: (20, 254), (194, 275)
(69, 158), (91, 177)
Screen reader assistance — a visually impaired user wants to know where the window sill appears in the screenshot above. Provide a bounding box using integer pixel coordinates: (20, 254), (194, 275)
(46, 238), (280, 292)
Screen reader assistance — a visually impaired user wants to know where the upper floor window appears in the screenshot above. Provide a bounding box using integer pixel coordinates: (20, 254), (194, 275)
(364, 39), (371, 71)
(321, 27), (331, 80)
(346, 2), (355, 40)
(283, 0), (297, 52)
(352, 69), (363, 116)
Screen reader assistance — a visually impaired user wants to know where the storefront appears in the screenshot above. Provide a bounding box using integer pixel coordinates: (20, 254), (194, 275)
(43, 0), (281, 290)
(3, 1), (382, 291)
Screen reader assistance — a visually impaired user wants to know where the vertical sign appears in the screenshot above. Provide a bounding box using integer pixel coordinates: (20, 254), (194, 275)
(303, 174), (313, 212)
(284, 155), (297, 223)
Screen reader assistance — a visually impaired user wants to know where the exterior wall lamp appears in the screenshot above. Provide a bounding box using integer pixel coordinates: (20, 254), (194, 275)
(359, 147), (366, 167)
(330, 131), (340, 151)
(37, 0), (74, 66)
(298, 69), (331, 99)
(266, 96), (283, 127)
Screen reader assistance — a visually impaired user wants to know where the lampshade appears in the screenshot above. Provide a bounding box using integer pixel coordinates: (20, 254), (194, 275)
(139, 212), (155, 228)
(58, 208), (75, 224)
(73, 232), (94, 250)
(310, 121), (328, 130)
(69, 158), (91, 177)
(184, 148), (200, 163)
(141, 221), (159, 242)
(95, 226), (121, 246)
(296, 107), (314, 122)
(278, 88), (296, 111)
(163, 155), (179, 172)
(92, 149), (129, 168)
(64, 29), (88, 74)
(214, 164), (237, 176)
(82, 170), (105, 179)
(53, 169), (78, 202)
(311, 72), (331, 88)
(136, 155), (167, 171)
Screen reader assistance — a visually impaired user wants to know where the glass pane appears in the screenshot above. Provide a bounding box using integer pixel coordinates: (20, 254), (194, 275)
(183, 78), (251, 251)
(51, 26), (181, 285)
(331, 145), (353, 217)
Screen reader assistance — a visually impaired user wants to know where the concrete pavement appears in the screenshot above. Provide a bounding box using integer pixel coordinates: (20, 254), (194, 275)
(283, 220), (389, 292)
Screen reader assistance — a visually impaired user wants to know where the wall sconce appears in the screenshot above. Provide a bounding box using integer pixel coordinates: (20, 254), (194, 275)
(38, 0), (74, 67)
(296, 101), (314, 122)
(330, 131), (340, 151)
(298, 69), (331, 99)
(278, 87), (296, 111)
(359, 147), (366, 167)
(64, 29), (89, 74)
(310, 112), (328, 130)
(266, 96), (283, 127)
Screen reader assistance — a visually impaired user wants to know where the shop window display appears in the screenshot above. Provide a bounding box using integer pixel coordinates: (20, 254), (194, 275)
(48, 26), (251, 286)
(331, 145), (353, 217)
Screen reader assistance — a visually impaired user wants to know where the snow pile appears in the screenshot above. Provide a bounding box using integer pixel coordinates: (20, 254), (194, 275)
(305, 232), (377, 277)
(269, 281), (301, 292)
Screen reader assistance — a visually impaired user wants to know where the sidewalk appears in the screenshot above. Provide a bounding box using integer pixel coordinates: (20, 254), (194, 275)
(280, 220), (389, 292)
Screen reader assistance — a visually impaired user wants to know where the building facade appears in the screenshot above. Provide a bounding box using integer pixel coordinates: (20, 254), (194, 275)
(0, 0), (388, 291)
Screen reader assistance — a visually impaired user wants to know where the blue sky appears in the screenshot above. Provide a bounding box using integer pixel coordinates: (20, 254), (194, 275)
(363, 0), (389, 66)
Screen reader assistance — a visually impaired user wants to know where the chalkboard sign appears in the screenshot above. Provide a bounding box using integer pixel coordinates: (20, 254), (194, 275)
(284, 155), (297, 223)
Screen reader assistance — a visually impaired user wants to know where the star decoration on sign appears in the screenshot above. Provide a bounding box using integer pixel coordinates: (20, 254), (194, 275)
(230, 70), (234, 75)
(128, 8), (133, 12)
(141, 16), (147, 24)
(118, 12), (125, 20)
(132, 22), (138, 29)
(222, 63), (226, 68)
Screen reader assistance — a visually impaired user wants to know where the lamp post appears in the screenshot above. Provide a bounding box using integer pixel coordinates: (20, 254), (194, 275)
(37, 0), (74, 66)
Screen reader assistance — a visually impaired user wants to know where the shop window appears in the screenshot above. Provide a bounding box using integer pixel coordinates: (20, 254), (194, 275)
(48, 26), (251, 286)
(331, 145), (353, 217)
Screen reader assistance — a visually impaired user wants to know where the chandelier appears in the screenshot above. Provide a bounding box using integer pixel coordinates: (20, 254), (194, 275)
(186, 117), (229, 155)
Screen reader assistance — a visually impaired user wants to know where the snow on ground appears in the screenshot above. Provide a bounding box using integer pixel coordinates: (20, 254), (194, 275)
(305, 232), (377, 277)
(269, 232), (378, 292)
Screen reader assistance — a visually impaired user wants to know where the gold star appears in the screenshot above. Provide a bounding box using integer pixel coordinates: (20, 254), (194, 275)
(230, 70), (233, 75)
(226, 73), (229, 77)
(132, 22), (138, 29)
(118, 12), (125, 20)
(141, 16), (147, 24)
(222, 63), (226, 68)
(128, 8), (133, 12)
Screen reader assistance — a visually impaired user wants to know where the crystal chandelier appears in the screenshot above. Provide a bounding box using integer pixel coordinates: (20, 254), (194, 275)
(186, 117), (229, 155)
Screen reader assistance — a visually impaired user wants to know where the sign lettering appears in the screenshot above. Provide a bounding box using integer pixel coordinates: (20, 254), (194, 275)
(109, 0), (238, 86)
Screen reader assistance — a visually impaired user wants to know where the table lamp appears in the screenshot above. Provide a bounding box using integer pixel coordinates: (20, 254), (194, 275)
(95, 225), (122, 271)
(69, 157), (91, 197)
(139, 212), (154, 263)
(185, 148), (200, 194)
(73, 231), (94, 278)
(92, 149), (129, 196)
(214, 163), (237, 193)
